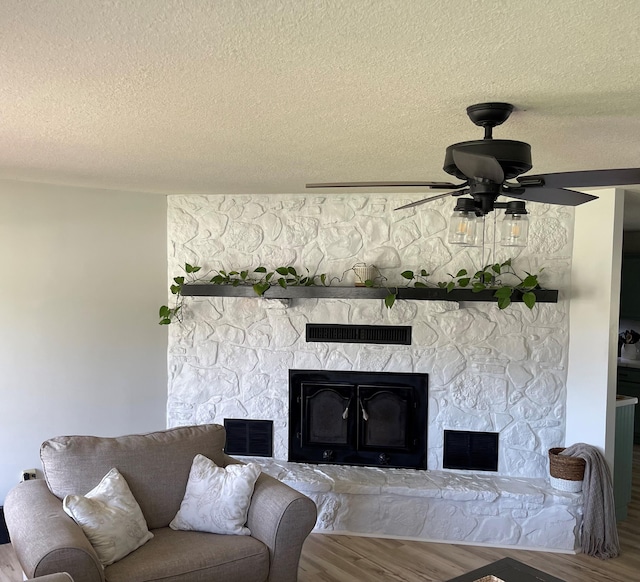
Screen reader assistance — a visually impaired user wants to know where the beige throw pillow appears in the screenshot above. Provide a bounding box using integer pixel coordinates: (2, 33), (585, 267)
(170, 454), (261, 535)
(63, 468), (153, 566)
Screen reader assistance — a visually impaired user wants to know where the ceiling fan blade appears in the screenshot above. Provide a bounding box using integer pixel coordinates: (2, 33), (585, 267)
(452, 150), (505, 183)
(506, 187), (598, 206)
(306, 181), (463, 189)
(518, 168), (640, 189)
(394, 189), (466, 210)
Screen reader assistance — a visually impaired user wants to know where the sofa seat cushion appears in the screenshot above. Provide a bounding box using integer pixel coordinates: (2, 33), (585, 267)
(104, 527), (269, 582)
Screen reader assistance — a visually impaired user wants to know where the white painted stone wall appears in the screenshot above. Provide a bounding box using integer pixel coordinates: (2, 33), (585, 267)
(168, 194), (574, 479)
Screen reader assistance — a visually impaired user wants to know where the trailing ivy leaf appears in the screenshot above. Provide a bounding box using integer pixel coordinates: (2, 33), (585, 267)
(219, 270), (227, 276)
(299, 277), (308, 286)
(420, 269), (429, 277)
(159, 305), (170, 317)
(497, 296), (511, 309)
(414, 281), (428, 288)
(474, 270), (485, 280)
(185, 263), (200, 274)
(240, 270), (248, 280)
(492, 263), (501, 274)
(437, 282), (448, 288)
(173, 276), (185, 285)
(254, 266), (267, 273)
(522, 291), (536, 309)
(276, 267), (289, 276)
(288, 267), (297, 276)
(494, 286), (513, 299)
(401, 270), (414, 279)
(472, 283), (486, 292)
(232, 279), (239, 287)
(364, 279), (374, 287)
(458, 278), (470, 287)
(228, 271), (238, 275)
(446, 281), (455, 293)
(522, 275), (538, 288)
(483, 272), (493, 284)
(278, 277), (287, 288)
(159, 318), (172, 325)
(320, 273), (327, 285)
(265, 272), (273, 282)
(170, 284), (181, 294)
(456, 269), (467, 277)
(211, 274), (225, 284)
(253, 282), (270, 296)
(502, 258), (512, 267)
(384, 293), (396, 309)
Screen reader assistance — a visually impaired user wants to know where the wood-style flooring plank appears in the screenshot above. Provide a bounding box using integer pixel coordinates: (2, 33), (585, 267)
(0, 543), (21, 582)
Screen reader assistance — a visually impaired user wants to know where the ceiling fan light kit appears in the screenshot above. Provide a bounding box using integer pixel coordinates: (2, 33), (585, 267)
(448, 198), (481, 246)
(501, 201), (529, 247)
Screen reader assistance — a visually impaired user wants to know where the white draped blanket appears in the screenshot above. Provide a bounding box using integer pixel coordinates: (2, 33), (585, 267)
(561, 443), (620, 559)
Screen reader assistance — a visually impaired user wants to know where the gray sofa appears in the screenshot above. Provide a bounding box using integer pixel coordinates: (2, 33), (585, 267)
(5, 424), (317, 582)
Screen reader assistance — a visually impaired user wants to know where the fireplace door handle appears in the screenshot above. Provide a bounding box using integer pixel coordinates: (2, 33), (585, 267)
(342, 398), (352, 420)
(359, 399), (369, 421)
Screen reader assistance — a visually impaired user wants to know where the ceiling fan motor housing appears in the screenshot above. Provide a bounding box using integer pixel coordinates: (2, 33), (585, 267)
(444, 140), (532, 181)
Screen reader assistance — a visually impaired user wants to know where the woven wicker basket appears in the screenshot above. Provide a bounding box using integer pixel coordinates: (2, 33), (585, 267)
(548, 447), (586, 481)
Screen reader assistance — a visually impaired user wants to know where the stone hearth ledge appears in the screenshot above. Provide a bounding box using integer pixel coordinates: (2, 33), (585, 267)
(240, 459), (582, 552)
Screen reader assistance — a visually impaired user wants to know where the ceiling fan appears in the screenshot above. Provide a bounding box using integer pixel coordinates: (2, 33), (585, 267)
(306, 102), (640, 215)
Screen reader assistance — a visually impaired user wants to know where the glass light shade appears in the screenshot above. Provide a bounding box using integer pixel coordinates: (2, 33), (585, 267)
(448, 210), (479, 245)
(501, 213), (529, 246)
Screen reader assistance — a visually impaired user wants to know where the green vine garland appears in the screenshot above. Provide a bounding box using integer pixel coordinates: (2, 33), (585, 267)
(159, 259), (543, 324)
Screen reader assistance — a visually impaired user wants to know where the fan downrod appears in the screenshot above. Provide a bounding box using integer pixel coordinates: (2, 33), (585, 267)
(466, 102), (514, 139)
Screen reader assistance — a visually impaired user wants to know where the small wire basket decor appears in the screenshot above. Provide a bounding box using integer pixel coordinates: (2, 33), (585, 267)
(548, 447), (586, 492)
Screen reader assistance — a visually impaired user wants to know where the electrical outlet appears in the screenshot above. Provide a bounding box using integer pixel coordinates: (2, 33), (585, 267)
(21, 469), (37, 482)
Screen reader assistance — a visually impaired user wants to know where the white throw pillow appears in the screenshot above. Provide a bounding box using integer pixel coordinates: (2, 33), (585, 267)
(170, 454), (261, 536)
(63, 468), (153, 566)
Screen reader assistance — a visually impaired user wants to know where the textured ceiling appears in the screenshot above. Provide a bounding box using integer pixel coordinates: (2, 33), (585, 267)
(2, 0), (640, 211)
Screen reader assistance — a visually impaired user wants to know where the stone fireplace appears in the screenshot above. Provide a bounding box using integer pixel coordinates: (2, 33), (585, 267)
(167, 193), (573, 480)
(166, 193), (580, 551)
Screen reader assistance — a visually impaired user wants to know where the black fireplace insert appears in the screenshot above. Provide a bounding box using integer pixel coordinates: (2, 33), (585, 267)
(288, 369), (428, 469)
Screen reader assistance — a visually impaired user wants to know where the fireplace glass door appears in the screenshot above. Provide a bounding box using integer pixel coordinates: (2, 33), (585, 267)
(358, 385), (412, 450)
(302, 383), (353, 448)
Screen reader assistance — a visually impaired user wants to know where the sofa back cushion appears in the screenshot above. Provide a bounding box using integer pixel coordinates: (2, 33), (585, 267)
(41, 424), (228, 529)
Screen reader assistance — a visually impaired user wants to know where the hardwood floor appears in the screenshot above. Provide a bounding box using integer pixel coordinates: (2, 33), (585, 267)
(1, 448), (639, 582)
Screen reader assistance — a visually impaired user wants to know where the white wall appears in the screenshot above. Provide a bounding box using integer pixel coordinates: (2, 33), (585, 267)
(566, 188), (624, 466)
(0, 180), (168, 503)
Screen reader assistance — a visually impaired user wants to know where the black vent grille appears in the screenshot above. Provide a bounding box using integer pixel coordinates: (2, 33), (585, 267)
(306, 324), (411, 345)
(0, 507), (9, 545)
(224, 419), (273, 457)
(443, 430), (498, 472)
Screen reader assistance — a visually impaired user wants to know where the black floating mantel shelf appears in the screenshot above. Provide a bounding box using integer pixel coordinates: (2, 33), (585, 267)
(180, 284), (559, 304)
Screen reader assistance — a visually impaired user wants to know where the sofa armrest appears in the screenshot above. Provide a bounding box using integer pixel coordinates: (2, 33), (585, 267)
(4, 480), (104, 582)
(245, 471), (317, 582)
